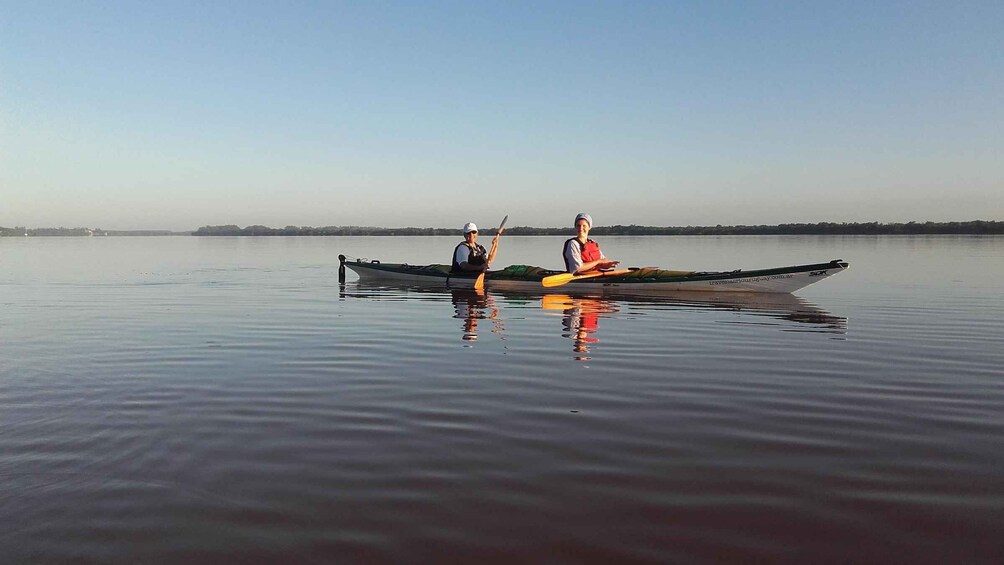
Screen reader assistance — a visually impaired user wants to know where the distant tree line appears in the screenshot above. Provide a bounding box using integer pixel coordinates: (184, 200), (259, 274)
(6, 221), (1002, 237)
(588, 220), (1004, 236)
(193, 221), (1003, 236)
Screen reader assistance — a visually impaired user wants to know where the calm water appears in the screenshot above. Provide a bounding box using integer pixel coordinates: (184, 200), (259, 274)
(2, 235), (1002, 564)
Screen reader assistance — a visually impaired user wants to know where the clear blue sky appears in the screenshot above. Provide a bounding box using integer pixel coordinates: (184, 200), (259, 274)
(2, 1), (1001, 230)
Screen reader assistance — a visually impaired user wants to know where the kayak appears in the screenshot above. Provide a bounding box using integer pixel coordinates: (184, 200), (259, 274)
(338, 255), (849, 293)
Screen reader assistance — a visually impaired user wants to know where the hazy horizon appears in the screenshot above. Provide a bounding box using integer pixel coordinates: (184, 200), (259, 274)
(3, 2), (1002, 231)
(3, 216), (1003, 233)
(3, 216), (999, 234)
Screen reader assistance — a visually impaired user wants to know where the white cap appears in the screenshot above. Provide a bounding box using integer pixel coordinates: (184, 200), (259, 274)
(463, 222), (478, 233)
(574, 213), (592, 228)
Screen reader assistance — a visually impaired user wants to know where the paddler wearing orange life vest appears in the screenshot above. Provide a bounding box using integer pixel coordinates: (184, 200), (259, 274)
(562, 213), (620, 274)
(452, 222), (502, 274)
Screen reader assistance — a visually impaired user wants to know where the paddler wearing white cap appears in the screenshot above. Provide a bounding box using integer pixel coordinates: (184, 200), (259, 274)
(452, 221), (502, 273)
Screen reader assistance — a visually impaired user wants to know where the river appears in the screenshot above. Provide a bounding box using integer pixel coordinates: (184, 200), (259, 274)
(2, 235), (1002, 563)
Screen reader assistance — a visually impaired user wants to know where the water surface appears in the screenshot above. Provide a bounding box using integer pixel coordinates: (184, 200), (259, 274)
(2, 235), (1002, 563)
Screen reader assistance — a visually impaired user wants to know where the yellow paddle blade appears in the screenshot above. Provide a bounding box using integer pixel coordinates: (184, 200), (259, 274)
(473, 272), (485, 290)
(541, 272), (577, 287)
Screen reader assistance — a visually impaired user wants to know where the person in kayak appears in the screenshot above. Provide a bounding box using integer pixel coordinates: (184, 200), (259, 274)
(563, 213), (620, 274)
(452, 222), (501, 273)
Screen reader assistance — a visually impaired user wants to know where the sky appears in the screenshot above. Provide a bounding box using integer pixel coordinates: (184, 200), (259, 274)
(2, 1), (1002, 230)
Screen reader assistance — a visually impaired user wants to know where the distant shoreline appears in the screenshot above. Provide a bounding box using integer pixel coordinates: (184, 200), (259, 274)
(3, 221), (1002, 237)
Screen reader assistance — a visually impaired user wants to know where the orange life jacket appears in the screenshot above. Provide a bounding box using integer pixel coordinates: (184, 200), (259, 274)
(564, 238), (602, 270)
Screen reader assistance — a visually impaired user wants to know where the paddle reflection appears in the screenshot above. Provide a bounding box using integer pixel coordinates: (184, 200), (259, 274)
(542, 294), (620, 361)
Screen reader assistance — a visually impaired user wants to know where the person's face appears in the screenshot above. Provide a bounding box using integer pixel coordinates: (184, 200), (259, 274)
(465, 230), (478, 243)
(575, 219), (590, 239)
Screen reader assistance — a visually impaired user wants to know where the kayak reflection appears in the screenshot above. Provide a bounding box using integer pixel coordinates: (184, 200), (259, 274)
(450, 289), (503, 342)
(595, 291), (848, 333)
(339, 281), (847, 353)
(537, 291), (846, 360)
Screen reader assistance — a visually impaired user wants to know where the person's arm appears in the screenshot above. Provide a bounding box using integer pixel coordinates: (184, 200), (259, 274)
(574, 259), (618, 274)
(564, 240), (582, 273)
(572, 244), (619, 274)
(486, 230), (503, 265)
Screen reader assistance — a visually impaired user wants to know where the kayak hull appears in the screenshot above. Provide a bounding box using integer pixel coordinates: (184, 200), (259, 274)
(341, 258), (849, 294)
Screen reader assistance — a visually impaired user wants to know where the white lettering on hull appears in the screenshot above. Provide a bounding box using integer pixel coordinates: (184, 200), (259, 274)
(709, 274), (795, 286)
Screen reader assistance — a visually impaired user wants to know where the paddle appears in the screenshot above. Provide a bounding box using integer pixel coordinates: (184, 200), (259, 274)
(541, 268), (633, 288)
(474, 215), (507, 290)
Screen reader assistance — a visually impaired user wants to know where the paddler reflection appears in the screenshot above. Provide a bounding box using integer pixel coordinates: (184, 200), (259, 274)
(451, 289), (502, 342)
(542, 294), (619, 360)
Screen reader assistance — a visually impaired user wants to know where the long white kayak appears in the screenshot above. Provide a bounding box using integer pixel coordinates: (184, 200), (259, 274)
(339, 255), (849, 294)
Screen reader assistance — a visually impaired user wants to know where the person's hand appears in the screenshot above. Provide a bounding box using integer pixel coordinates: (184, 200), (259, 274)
(599, 260), (620, 270)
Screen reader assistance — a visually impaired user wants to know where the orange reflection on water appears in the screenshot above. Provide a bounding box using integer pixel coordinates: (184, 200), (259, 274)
(542, 294), (620, 361)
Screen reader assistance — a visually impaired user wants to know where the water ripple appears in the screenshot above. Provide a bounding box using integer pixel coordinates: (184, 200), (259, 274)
(3, 237), (1004, 563)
